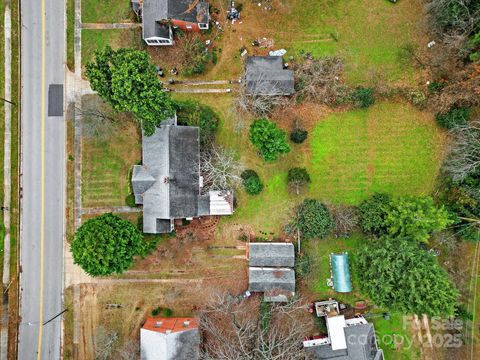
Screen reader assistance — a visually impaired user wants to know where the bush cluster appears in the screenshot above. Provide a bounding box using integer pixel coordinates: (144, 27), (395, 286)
(241, 170), (263, 195)
(435, 107), (470, 129)
(290, 128), (308, 144)
(351, 87), (375, 108)
(176, 100), (220, 145)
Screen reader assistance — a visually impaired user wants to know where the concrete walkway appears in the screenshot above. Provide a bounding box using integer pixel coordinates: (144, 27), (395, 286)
(81, 22), (141, 30)
(1, 4), (12, 360)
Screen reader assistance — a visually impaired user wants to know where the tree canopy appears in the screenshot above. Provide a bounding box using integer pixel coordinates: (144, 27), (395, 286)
(290, 199), (333, 240)
(287, 167), (311, 195)
(85, 46), (176, 136)
(355, 237), (458, 317)
(249, 118), (291, 162)
(176, 100), (219, 146)
(71, 213), (145, 276)
(384, 196), (453, 243)
(358, 193), (391, 235)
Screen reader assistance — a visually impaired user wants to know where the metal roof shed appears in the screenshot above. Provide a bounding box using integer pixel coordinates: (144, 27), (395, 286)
(330, 253), (352, 293)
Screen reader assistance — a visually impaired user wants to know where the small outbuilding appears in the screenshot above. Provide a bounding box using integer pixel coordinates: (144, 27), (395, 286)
(247, 242), (296, 302)
(330, 253), (352, 293)
(248, 242), (295, 267)
(245, 56), (295, 96)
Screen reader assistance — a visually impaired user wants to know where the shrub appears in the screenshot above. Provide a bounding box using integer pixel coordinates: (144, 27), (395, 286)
(406, 88), (427, 108)
(292, 199), (333, 239)
(176, 100), (220, 145)
(182, 38), (216, 76)
(241, 170), (264, 195)
(295, 252), (312, 278)
(356, 237), (458, 317)
(71, 213), (145, 276)
(358, 193), (391, 236)
(151, 307), (161, 316)
(290, 128), (308, 144)
(287, 167), (311, 194)
(249, 118), (291, 162)
(428, 81), (446, 93)
(125, 194), (136, 207)
(435, 107), (470, 129)
(351, 87), (375, 108)
(162, 308), (173, 317)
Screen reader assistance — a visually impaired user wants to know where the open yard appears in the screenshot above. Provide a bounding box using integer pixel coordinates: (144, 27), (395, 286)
(205, 0), (425, 84)
(169, 94), (446, 234)
(81, 28), (144, 72)
(81, 0), (135, 23)
(81, 95), (141, 208)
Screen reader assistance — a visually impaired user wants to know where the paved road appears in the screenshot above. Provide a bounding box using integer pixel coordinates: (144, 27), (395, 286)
(19, 0), (66, 358)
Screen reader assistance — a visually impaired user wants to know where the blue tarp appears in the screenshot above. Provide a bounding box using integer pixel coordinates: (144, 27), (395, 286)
(331, 253), (352, 293)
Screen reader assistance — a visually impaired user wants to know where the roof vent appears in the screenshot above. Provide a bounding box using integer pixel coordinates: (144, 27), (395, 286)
(183, 320), (190, 327)
(154, 321), (162, 328)
(165, 329), (172, 334)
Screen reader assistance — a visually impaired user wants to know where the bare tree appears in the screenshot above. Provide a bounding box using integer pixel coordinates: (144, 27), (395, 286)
(200, 146), (243, 192)
(292, 56), (348, 105)
(78, 96), (117, 139)
(328, 205), (359, 235)
(199, 292), (315, 360)
(445, 120), (480, 181)
(94, 326), (118, 360)
(235, 72), (290, 117)
(425, 0), (480, 55)
(115, 339), (140, 360)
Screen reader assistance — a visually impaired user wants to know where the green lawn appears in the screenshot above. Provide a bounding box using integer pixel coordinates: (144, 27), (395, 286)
(67, 0), (74, 70)
(372, 313), (421, 360)
(269, 0), (423, 84)
(217, 101), (445, 234)
(81, 0), (134, 23)
(81, 96), (141, 208)
(308, 102), (445, 203)
(81, 28), (144, 70)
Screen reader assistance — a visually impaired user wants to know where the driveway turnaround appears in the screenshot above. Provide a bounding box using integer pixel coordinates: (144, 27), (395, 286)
(18, 0), (66, 358)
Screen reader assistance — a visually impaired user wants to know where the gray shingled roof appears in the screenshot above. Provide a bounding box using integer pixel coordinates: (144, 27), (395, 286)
(168, 126), (200, 218)
(307, 324), (384, 360)
(168, 0), (209, 24)
(249, 243), (295, 267)
(132, 122), (201, 234)
(246, 56), (295, 96)
(142, 0), (169, 39)
(248, 267), (295, 293)
(141, 0), (209, 40)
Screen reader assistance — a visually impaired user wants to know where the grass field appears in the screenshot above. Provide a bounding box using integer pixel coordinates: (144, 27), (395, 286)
(81, 96), (141, 208)
(67, 0), (75, 70)
(81, 28), (144, 71)
(179, 94), (446, 234)
(81, 0), (134, 23)
(206, 0), (424, 84)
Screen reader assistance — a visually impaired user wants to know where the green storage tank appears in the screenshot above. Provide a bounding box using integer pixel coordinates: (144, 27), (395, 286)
(330, 253), (352, 293)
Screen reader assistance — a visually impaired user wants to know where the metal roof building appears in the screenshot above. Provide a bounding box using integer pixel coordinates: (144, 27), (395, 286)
(248, 267), (295, 293)
(248, 242), (295, 267)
